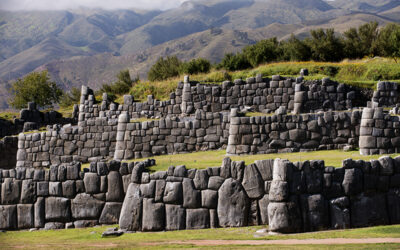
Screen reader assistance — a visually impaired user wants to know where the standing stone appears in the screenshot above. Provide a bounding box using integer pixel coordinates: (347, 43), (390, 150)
(218, 178), (249, 227)
(186, 208), (210, 229)
(99, 202), (123, 225)
(242, 163), (264, 199)
(0, 205), (17, 229)
(45, 197), (71, 222)
(165, 204), (186, 231)
(258, 194), (269, 225)
(71, 193), (104, 219)
(34, 197), (45, 228)
(17, 204), (34, 229)
(119, 183), (142, 231)
(182, 178), (201, 208)
(106, 171), (124, 202)
(142, 198), (165, 231)
(155, 180), (166, 202)
(268, 197), (302, 233)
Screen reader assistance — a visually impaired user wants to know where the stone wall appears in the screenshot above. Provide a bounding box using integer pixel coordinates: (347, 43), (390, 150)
(77, 76), (365, 122)
(114, 110), (230, 160)
(0, 159), (154, 230)
(0, 136), (18, 169)
(16, 117), (118, 168)
(226, 109), (361, 155)
(371, 81), (398, 108)
(359, 107), (400, 155)
(118, 156), (400, 233)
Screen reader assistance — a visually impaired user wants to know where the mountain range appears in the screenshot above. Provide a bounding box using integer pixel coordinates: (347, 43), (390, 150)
(0, 0), (399, 109)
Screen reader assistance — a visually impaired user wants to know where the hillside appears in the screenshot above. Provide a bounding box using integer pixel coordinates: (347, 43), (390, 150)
(0, 0), (399, 109)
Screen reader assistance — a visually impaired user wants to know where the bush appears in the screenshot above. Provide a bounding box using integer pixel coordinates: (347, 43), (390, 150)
(148, 56), (182, 81)
(98, 69), (138, 99)
(376, 23), (400, 60)
(218, 53), (251, 71)
(306, 28), (344, 62)
(179, 58), (211, 75)
(59, 87), (81, 108)
(280, 35), (311, 61)
(243, 38), (280, 67)
(8, 71), (63, 109)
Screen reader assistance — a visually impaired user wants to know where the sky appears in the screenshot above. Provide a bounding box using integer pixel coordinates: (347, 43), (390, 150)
(0, 0), (188, 11)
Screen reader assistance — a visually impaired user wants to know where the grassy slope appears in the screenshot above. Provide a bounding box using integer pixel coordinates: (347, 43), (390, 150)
(116, 149), (400, 172)
(1, 224), (399, 249)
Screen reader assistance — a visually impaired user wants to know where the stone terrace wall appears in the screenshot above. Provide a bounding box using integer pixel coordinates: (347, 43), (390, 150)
(77, 76), (365, 122)
(0, 159), (154, 230)
(227, 109), (361, 155)
(118, 156), (400, 233)
(372, 81), (398, 108)
(359, 108), (400, 155)
(114, 110), (230, 160)
(16, 117), (118, 168)
(0, 136), (18, 169)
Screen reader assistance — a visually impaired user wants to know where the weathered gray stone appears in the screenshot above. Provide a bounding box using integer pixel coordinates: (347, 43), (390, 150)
(258, 194), (269, 225)
(201, 189), (218, 209)
(255, 159), (274, 181)
(155, 180), (166, 202)
(71, 193), (104, 219)
(230, 161), (245, 181)
(269, 180), (289, 202)
(99, 202), (123, 225)
(342, 168), (363, 196)
(119, 183), (142, 231)
(194, 170), (208, 190)
(220, 157), (231, 179)
(163, 182), (183, 204)
(268, 197), (302, 233)
(186, 208), (210, 229)
(140, 180), (156, 198)
(44, 222), (65, 230)
(351, 193), (389, 228)
(300, 194), (329, 232)
(20, 179), (36, 203)
(17, 204), (34, 229)
(49, 182), (62, 196)
(379, 156), (394, 176)
(387, 188), (400, 224)
(329, 197), (350, 229)
(182, 178), (201, 208)
(142, 198), (165, 231)
(242, 163), (264, 199)
(45, 197), (71, 222)
(1, 178), (21, 204)
(218, 178), (249, 227)
(62, 180), (75, 199)
(0, 205), (17, 229)
(34, 197), (45, 228)
(84, 173), (100, 194)
(208, 176), (225, 190)
(165, 204), (186, 231)
(74, 220), (98, 228)
(106, 171), (124, 202)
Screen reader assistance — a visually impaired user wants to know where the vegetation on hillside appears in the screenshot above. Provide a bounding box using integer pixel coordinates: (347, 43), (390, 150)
(8, 71), (63, 109)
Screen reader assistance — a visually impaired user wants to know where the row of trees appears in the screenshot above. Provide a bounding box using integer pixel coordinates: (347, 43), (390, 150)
(147, 57), (211, 81)
(7, 22), (400, 110)
(218, 22), (400, 71)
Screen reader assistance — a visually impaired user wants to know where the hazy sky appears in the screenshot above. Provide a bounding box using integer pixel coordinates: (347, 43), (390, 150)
(0, 0), (188, 11)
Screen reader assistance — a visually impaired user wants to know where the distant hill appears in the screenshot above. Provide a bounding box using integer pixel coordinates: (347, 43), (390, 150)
(0, 0), (399, 109)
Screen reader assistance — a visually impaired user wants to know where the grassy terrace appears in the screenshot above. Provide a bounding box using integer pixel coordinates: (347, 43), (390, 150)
(1, 224), (399, 249)
(115, 149), (400, 172)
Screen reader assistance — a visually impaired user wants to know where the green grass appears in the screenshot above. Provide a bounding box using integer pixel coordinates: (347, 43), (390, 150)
(130, 117), (160, 123)
(0, 111), (18, 122)
(1, 224), (399, 249)
(122, 149), (400, 172)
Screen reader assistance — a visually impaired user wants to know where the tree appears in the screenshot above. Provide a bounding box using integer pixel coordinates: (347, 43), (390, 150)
(218, 53), (251, 71)
(375, 23), (400, 61)
(98, 69), (138, 100)
(59, 87), (81, 108)
(8, 71), (63, 109)
(147, 56), (182, 81)
(343, 21), (379, 59)
(306, 28), (344, 62)
(280, 34), (311, 61)
(243, 38), (280, 67)
(179, 58), (211, 75)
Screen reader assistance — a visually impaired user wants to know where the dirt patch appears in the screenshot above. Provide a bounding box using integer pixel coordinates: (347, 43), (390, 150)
(142, 238), (400, 246)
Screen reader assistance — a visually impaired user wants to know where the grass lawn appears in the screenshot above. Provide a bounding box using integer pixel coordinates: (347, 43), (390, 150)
(119, 149), (400, 172)
(1, 224), (399, 249)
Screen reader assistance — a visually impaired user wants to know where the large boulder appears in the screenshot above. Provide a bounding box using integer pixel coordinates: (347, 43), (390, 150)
(350, 193), (389, 228)
(242, 163), (264, 199)
(182, 178), (201, 208)
(119, 183), (142, 231)
(17, 204), (34, 229)
(106, 171), (124, 202)
(142, 198), (165, 231)
(329, 197), (350, 229)
(267, 197), (302, 233)
(99, 202), (123, 225)
(71, 193), (105, 220)
(165, 204), (186, 231)
(0, 205), (17, 229)
(186, 208), (210, 229)
(45, 197), (71, 222)
(218, 178), (249, 227)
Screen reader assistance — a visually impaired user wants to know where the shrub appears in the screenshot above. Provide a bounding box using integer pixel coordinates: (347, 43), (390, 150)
(218, 53), (251, 71)
(179, 58), (211, 75)
(148, 56), (182, 81)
